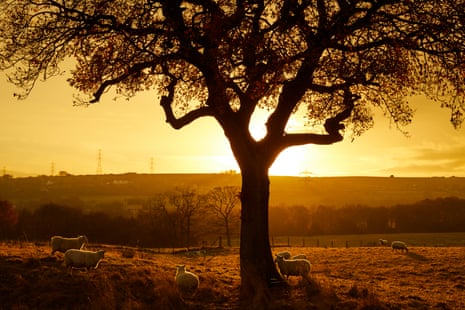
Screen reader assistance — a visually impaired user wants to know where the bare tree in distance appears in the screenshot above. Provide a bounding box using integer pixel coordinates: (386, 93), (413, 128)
(1, 0), (465, 306)
(169, 186), (205, 248)
(137, 194), (176, 247)
(207, 186), (241, 247)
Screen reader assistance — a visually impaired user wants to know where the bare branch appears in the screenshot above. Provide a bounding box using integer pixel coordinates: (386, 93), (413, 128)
(279, 89), (358, 147)
(160, 77), (214, 129)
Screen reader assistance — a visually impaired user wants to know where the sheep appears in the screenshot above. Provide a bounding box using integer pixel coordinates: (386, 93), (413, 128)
(274, 252), (306, 263)
(64, 249), (105, 274)
(379, 239), (389, 246)
(175, 265), (199, 297)
(275, 255), (311, 281)
(274, 251), (291, 263)
(391, 241), (409, 253)
(275, 251), (291, 259)
(50, 235), (88, 255)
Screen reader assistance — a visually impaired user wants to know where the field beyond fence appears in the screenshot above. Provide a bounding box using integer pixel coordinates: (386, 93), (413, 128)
(268, 232), (465, 248)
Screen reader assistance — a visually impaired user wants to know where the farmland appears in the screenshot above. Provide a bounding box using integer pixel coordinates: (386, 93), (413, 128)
(1, 240), (464, 309)
(2, 174), (465, 210)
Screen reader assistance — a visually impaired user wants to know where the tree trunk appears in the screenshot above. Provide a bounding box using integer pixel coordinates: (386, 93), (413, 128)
(225, 218), (231, 247)
(239, 166), (284, 309)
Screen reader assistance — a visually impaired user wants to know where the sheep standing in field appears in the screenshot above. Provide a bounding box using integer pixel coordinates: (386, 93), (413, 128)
(391, 241), (409, 253)
(274, 252), (307, 262)
(275, 255), (311, 281)
(175, 265), (199, 297)
(274, 251), (291, 263)
(275, 251), (291, 259)
(379, 239), (389, 246)
(50, 235), (88, 255)
(64, 249), (105, 274)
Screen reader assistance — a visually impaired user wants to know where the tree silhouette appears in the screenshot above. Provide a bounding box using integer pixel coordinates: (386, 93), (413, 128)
(1, 1), (465, 306)
(169, 186), (205, 247)
(206, 186), (241, 247)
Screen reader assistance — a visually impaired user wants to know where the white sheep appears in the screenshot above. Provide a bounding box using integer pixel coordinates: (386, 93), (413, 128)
(391, 241), (409, 253)
(379, 239), (389, 246)
(274, 251), (291, 263)
(274, 252), (306, 262)
(64, 249), (105, 274)
(275, 251), (291, 259)
(275, 255), (311, 281)
(50, 235), (88, 255)
(175, 265), (199, 297)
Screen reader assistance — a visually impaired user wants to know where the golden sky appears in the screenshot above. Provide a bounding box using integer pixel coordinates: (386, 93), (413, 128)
(1, 72), (465, 177)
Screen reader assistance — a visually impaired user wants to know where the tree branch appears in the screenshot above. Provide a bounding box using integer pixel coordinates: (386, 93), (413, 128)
(160, 78), (214, 129)
(279, 89), (358, 147)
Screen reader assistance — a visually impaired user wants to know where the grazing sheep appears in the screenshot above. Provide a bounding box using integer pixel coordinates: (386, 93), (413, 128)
(175, 265), (199, 297)
(64, 249), (105, 274)
(274, 251), (291, 263)
(275, 251), (291, 259)
(275, 255), (311, 281)
(379, 239), (389, 246)
(391, 241), (409, 253)
(51, 235), (88, 255)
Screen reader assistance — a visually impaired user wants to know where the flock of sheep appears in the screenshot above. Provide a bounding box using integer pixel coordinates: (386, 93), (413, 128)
(49, 234), (201, 297)
(49, 234), (409, 296)
(50, 235), (104, 275)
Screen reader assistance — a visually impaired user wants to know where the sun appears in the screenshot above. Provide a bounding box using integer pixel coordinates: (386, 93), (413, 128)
(247, 109), (317, 177)
(269, 146), (312, 176)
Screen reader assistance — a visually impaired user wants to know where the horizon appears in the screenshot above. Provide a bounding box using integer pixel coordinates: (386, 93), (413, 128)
(2, 72), (465, 178)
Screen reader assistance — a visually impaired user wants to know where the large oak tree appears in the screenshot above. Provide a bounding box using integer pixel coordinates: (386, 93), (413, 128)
(1, 0), (464, 307)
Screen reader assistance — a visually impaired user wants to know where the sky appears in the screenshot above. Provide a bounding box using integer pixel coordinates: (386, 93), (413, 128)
(1, 71), (465, 178)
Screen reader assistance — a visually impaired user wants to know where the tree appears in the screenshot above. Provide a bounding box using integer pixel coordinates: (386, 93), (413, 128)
(169, 186), (205, 247)
(137, 194), (177, 247)
(206, 186), (240, 247)
(1, 0), (464, 306)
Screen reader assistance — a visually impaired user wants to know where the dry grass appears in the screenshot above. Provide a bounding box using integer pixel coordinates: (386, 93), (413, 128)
(1, 242), (464, 309)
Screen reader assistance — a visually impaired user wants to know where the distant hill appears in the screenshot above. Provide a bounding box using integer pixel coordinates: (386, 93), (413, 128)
(1, 173), (465, 208)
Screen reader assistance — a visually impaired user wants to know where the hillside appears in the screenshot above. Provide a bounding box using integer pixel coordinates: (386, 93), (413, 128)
(1, 174), (465, 208)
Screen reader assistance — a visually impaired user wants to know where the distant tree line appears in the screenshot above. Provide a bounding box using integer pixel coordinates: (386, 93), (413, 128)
(2, 196), (465, 246)
(0, 186), (241, 248)
(269, 197), (465, 236)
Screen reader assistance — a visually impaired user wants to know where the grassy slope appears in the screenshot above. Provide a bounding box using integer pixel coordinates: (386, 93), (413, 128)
(1, 242), (464, 309)
(3, 175), (465, 209)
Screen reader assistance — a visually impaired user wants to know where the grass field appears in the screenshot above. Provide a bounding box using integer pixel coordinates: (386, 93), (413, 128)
(269, 232), (465, 248)
(1, 240), (464, 309)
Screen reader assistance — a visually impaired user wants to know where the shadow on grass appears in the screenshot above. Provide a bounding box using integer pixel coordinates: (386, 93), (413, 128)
(407, 251), (428, 261)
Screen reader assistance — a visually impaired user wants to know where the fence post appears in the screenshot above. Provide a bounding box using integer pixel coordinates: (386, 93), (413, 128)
(346, 240), (349, 248)
(302, 238), (305, 247)
(287, 237), (290, 247)
(331, 240), (334, 248)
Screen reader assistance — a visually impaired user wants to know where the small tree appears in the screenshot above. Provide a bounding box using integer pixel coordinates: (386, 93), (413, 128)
(207, 186), (241, 247)
(137, 194), (176, 247)
(1, 1), (465, 306)
(169, 186), (205, 247)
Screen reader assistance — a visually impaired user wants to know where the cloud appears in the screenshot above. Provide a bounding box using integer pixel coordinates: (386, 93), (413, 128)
(380, 143), (465, 176)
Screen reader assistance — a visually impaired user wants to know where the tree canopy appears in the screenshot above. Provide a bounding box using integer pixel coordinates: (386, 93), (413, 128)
(2, 0), (464, 144)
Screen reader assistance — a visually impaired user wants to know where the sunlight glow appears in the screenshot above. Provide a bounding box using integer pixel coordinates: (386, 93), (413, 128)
(269, 146), (312, 176)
